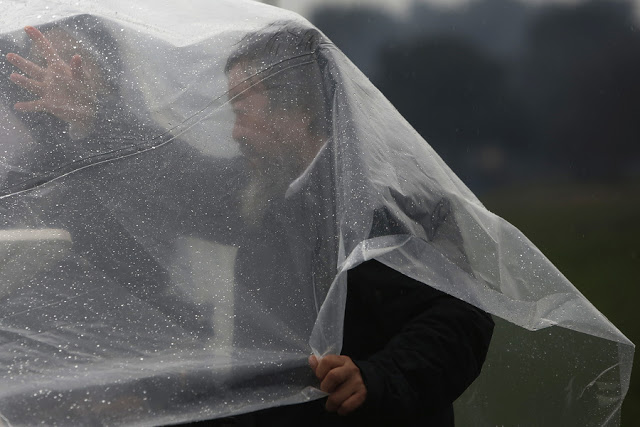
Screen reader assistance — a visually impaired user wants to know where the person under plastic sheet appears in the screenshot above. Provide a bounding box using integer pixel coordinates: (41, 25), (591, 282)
(4, 22), (494, 426)
(0, 22), (221, 337)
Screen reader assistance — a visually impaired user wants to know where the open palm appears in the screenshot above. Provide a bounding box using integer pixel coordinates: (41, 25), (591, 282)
(6, 26), (97, 131)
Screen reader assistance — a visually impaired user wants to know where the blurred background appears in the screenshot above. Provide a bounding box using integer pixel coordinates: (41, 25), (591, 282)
(262, 0), (640, 423)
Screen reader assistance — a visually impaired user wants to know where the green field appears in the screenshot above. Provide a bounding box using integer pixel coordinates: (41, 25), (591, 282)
(481, 179), (640, 426)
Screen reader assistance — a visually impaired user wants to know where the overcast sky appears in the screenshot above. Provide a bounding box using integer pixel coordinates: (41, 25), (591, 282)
(267, 0), (640, 21)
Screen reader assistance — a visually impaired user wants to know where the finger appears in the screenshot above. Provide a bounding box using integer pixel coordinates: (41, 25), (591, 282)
(70, 55), (84, 82)
(24, 26), (61, 65)
(308, 355), (319, 373)
(14, 99), (47, 113)
(315, 355), (345, 381)
(9, 73), (44, 96)
(6, 53), (46, 80)
(320, 366), (350, 393)
(336, 391), (367, 416)
(325, 377), (359, 412)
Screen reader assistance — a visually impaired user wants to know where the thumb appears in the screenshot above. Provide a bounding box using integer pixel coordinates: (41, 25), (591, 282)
(308, 354), (319, 372)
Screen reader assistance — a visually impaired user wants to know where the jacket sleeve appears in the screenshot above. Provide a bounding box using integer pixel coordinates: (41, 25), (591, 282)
(344, 259), (494, 422)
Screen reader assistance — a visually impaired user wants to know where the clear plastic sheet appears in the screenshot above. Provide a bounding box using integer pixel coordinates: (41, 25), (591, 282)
(0, 1), (633, 425)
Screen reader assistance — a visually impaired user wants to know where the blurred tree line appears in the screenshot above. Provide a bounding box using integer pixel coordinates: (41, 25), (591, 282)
(311, 1), (640, 424)
(312, 0), (640, 192)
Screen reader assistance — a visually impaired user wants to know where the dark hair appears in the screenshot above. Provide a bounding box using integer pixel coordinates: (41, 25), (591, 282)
(225, 21), (332, 138)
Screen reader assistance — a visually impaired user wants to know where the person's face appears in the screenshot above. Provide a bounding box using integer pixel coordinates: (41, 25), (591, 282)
(228, 64), (288, 171)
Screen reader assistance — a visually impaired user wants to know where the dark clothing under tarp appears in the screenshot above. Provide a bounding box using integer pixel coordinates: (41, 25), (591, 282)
(0, 2), (633, 426)
(184, 260), (494, 427)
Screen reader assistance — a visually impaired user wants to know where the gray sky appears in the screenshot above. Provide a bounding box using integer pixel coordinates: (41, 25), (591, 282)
(266, 0), (640, 21)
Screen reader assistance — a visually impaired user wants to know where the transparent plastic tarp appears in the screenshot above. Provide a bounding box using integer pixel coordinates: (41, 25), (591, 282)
(0, 0), (633, 425)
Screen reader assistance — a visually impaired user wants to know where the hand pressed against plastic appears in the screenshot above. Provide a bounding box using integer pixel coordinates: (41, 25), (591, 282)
(6, 26), (98, 134)
(309, 354), (367, 416)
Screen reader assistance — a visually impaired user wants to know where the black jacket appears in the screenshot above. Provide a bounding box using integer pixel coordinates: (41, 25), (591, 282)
(191, 259), (494, 427)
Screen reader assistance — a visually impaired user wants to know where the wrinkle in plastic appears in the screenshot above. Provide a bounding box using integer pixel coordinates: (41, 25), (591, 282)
(0, 1), (633, 425)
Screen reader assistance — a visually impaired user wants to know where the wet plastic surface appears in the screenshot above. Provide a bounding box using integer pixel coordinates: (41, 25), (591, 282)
(0, 1), (633, 425)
